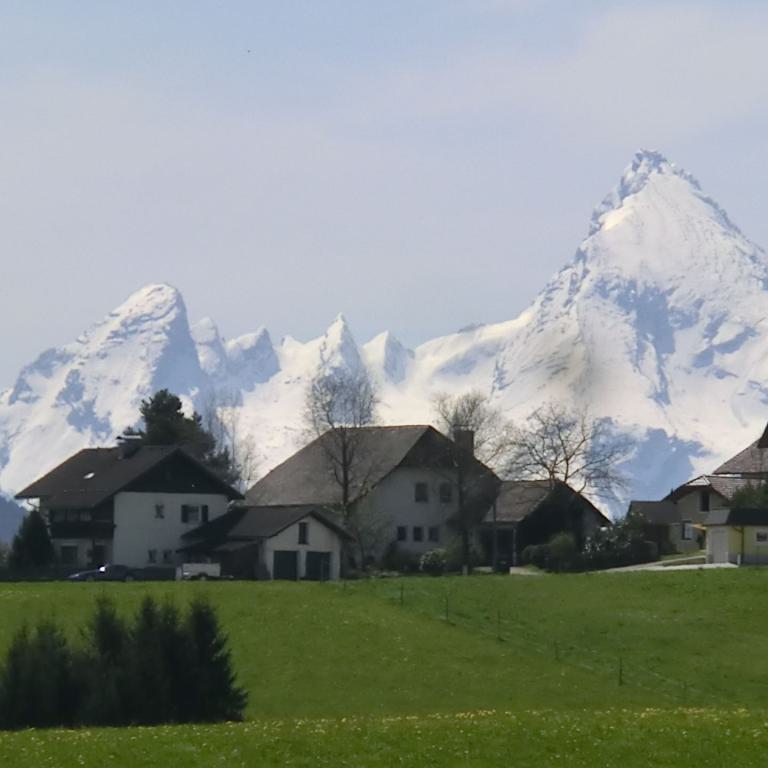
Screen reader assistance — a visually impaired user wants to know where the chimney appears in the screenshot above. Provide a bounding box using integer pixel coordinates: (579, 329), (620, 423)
(452, 428), (475, 457)
(117, 434), (142, 459)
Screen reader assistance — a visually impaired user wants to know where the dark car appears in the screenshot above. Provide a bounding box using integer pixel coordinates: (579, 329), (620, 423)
(68, 564), (137, 582)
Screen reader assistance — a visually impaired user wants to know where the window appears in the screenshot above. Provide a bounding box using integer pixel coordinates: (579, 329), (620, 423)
(413, 526), (424, 542)
(428, 526), (440, 543)
(396, 525), (407, 542)
(155, 504), (165, 519)
(414, 482), (429, 503)
(147, 549), (157, 564)
(298, 521), (309, 545)
(757, 531), (768, 544)
(439, 483), (453, 503)
(700, 491), (710, 512)
(162, 549), (173, 564)
(181, 505), (200, 524)
(60, 545), (78, 565)
(681, 521), (694, 541)
(202, 505), (209, 524)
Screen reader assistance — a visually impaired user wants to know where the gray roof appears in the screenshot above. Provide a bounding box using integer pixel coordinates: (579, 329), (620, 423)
(628, 500), (680, 525)
(486, 480), (552, 523)
(248, 425), (485, 507)
(705, 508), (768, 527)
(180, 504), (352, 551)
(669, 474), (752, 503)
(483, 479), (609, 525)
(16, 445), (242, 509)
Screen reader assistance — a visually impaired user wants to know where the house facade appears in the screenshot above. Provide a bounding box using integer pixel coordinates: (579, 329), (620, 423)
(15, 440), (242, 569)
(246, 425), (498, 564)
(181, 505), (350, 580)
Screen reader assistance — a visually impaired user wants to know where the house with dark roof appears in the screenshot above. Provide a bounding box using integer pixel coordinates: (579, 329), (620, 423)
(15, 438), (242, 569)
(180, 504), (352, 580)
(631, 423), (768, 562)
(246, 425), (498, 564)
(479, 480), (610, 566)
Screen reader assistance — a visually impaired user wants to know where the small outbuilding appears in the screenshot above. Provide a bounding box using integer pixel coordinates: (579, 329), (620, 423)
(180, 504), (351, 580)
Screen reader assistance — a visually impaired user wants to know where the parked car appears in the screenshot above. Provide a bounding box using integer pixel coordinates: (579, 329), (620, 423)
(176, 562), (221, 581)
(68, 564), (137, 582)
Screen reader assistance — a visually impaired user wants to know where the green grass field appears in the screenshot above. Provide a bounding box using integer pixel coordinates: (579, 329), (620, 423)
(1, 570), (768, 764)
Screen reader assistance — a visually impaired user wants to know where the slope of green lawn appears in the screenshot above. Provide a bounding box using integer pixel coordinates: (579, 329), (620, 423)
(2, 570), (768, 764)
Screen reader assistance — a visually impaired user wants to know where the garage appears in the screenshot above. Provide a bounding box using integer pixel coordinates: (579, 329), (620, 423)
(305, 551), (332, 581)
(273, 550), (298, 580)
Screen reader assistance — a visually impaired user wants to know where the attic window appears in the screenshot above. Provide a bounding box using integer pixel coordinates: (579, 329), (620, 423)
(83, 472), (95, 480)
(700, 491), (710, 512)
(414, 482), (429, 503)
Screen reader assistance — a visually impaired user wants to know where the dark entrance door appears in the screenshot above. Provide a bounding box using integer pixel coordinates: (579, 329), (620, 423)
(305, 551), (331, 581)
(273, 550), (298, 580)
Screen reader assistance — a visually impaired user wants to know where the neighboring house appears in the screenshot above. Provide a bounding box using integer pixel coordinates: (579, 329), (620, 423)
(479, 479), (610, 566)
(180, 504), (352, 580)
(246, 425), (498, 563)
(632, 423), (768, 563)
(15, 439), (242, 569)
(627, 499), (702, 554)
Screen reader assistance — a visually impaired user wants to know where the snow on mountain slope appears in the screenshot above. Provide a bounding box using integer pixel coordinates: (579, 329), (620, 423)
(0, 284), (207, 496)
(1, 149), (766, 529)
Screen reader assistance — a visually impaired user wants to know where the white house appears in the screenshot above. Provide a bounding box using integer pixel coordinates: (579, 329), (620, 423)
(246, 425), (498, 564)
(15, 440), (242, 569)
(180, 504), (351, 580)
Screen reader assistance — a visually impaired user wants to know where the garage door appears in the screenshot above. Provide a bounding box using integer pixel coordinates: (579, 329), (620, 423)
(305, 551), (331, 581)
(273, 550), (298, 580)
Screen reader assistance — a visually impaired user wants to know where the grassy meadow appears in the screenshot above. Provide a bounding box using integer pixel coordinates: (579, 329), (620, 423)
(1, 570), (768, 764)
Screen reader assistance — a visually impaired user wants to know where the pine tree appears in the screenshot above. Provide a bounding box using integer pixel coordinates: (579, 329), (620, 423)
(9, 509), (54, 571)
(186, 597), (247, 721)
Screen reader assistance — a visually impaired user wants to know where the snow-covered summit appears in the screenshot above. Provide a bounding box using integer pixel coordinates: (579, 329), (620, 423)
(2, 150), (768, 531)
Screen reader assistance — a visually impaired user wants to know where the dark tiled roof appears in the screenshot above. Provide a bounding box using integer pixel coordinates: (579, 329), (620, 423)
(247, 425), (473, 506)
(16, 445), (242, 508)
(485, 479), (552, 523)
(705, 507), (768, 526)
(667, 475), (750, 503)
(629, 500), (680, 525)
(180, 504), (352, 551)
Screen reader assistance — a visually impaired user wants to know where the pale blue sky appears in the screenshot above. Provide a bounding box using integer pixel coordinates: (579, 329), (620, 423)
(1, 1), (767, 384)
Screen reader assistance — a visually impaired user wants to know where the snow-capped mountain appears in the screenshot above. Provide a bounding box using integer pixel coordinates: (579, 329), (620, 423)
(2, 149), (767, 534)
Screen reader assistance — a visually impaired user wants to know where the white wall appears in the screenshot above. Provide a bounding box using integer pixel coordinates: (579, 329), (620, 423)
(355, 466), (459, 557)
(263, 515), (342, 579)
(112, 491), (230, 568)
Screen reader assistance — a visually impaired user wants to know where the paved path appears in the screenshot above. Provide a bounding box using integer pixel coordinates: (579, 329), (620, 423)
(601, 561), (737, 573)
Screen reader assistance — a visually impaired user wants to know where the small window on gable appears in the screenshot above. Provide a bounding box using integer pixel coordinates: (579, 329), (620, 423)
(700, 491), (710, 512)
(298, 521), (309, 545)
(757, 531), (768, 544)
(439, 483), (453, 503)
(414, 482), (429, 503)
(155, 504), (165, 520)
(181, 505), (200, 524)
(413, 526), (424, 542)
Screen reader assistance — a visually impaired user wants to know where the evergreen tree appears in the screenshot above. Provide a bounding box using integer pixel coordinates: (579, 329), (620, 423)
(136, 389), (237, 485)
(186, 597), (247, 721)
(9, 509), (55, 571)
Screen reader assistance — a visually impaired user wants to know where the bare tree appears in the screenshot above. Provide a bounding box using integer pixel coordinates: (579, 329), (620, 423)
(432, 390), (514, 470)
(504, 403), (628, 499)
(200, 390), (259, 492)
(432, 391), (505, 572)
(303, 368), (379, 567)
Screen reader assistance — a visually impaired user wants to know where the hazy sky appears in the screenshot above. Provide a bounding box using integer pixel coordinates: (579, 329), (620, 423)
(2, 1), (768, 386)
